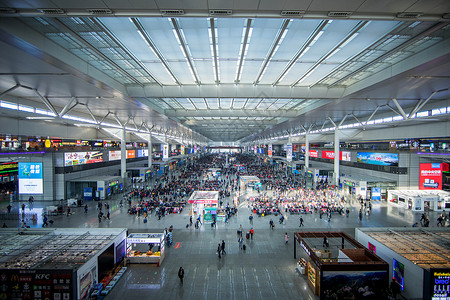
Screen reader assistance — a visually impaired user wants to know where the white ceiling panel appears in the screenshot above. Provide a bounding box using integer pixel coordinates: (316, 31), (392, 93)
(51, 0), (107, 9)
(154, 0), (184, 10)
(357, 0), (417, 14)
(308, 0), (362, 11)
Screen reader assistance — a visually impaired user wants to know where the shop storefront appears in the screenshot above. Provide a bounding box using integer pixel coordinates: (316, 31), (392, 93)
(188, 191), (219, 222)
(387, 190), (450, 212)
(66, 175), (123, 200)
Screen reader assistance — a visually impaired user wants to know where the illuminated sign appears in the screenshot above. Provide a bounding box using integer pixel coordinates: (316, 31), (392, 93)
(0, 162), (18, 173)
(393, 258), (405, 291)
(356, 152), (399, 166)
(64, 152), (103, 166)
(309, 150), (319, 158)
(126, 150), (135, 159)
(109, 150), (121, 161)
(419, 163), (448, 190)
(137, 149), (148, 157)
(341, 151), (351, 161)
(268, 144), (273, 157)
(286, 144), (293, 162)
(301, 240), (311, 256)
(431, 269), (450, 299)
(18, 162), (43, 194)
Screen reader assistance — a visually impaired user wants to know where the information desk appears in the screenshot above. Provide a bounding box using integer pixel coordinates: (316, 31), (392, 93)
(126, 233), (165, 264)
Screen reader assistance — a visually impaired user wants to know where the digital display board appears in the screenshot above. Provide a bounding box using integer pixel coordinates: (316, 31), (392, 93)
(286, 144), (292, 162)
(0, 162), (18, 174)
(64, 152), (103, 166)
(18, 162), (43, 194)
(357, 152), (399, 166)
(430, 268), (450, 299)
(393, 258), (405, 291)
(126, 150), (135, 159)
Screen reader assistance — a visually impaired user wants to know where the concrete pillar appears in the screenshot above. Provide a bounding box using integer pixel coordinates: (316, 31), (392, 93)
(334, 129), (340, 186)
(148, 133), (152, 169)
(305, 134), (310, 169)
(121, 128), (127, 179)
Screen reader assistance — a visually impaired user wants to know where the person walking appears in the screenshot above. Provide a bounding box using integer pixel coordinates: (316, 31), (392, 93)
(84, 204), (88, 213)
(238, 236), (243, 250)
(178, 267), (184, 284)
(6, 204), (11, 213)
(42, 215), (48, 227)
(249, 228), (254, 240)
(249, 214), (253, 225)
(285, 233), (289, 244)
(269, 219), (274, 230)
(189, 216), (193, 226)
(323, 236), (329, 248)
(299, 216), (304, 227)
(98, 211), (103, 223)
(221, 240), (226, 255)
(217, 243), (222, 258)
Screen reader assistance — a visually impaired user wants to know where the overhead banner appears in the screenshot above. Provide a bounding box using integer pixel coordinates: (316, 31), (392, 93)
(137, 149), (148, 157)
(126, 150), (135, 159)
(18, 162), (43, 194)
(180, 145), (185, 155)
(162, 144), (169, 160)
(419, 163), (448, 190)
(286, 143), (293, 162)
(268, 144), (273, 157)
(64, 152), (103, 166)
(356, 152), (399, 166)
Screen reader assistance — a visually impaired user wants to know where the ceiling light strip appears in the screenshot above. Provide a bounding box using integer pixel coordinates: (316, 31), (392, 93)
(235, 19), (253, 83)
(130, 17), (180, 85)
(170, 18), (200, 84)
(291, 20), (370, 87)
(273, 20), (330, 85)
(209, 18), (220, 83)
(255, 19), (291, 84)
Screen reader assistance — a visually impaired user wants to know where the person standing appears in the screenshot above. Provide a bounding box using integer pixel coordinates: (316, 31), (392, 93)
(285, 233), (289, 244)
(178, 267), (184, 284)
(249, 214), (253, 225)
(269, 219), (274, 230)
(84, 204), (88, 213)
(42, 215), (48, 227)
(249, 228), (254, 240)
(299, 216), (304, 227)
(6, 204), (11, 213)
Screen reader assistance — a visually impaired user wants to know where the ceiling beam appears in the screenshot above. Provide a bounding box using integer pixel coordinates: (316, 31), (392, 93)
(235, 19), (253, 83)
(167, 109), (299, 118)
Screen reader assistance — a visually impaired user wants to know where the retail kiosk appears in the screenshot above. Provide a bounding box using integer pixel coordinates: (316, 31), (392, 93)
(356, 227), (450, 300)
(188, 191), (219, 222)
(0, 227), (127, 300)
(294, 231), (389, 299)
(387, 190), (450, 211)
(126, 233), (165, 264)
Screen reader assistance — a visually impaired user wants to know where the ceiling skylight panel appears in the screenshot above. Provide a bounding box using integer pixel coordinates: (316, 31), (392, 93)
(278, 62), (315, 85)
(215, 18), (243, 83)
(220, 98), (232, 108)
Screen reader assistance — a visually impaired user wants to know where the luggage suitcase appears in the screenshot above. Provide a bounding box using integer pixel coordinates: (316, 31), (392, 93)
(243, 244), (246, 251)
(246, 233), (250, 239)
(143, 218), (147, 223)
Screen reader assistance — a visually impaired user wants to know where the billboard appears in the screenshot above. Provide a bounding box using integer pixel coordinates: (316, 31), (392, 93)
(309, 150), (319, 158)
(393, 259), (405, 291)
(126, 150), (135, 159)
(268, 144), (273, 157)
(180, 145), (185, 155)
(18, 162), (43, 194)
(430, 268), (450, 299)
(341, 151), (351, 161)
(64, 152), (103, 166)
(419, 163), (448, 190)
(356, 152), (399, 166)
(286, 144), (292, 162)
(162, 144), (169, 159)
(109, 150), (121, 161)
(137, 149), (148, 157)
(322, 150), (337, 159)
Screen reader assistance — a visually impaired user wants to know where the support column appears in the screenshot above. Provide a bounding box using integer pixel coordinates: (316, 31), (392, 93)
(334, 129), (340, 186)
(305, 134), (310, 169)
(121, 128), (127, 179)
(147, 133), (152, 169)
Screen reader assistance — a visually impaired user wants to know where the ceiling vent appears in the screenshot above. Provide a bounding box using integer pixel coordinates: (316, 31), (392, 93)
(327, 11), (353, 17)
(0, 7), (17, 14)
(87, 9), (113, 15)
(160, 9), (184, 16)
(209, 9), (232, 16)
(281, 10), (304, 16)
(396, 12), (423, 18)
(38, 8), (65, 14)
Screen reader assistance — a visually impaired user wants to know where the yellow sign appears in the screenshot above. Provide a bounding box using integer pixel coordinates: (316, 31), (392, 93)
(44, 139), (51, 148)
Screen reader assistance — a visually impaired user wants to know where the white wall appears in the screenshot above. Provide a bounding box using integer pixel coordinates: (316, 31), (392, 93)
(355, 228), (425, 300)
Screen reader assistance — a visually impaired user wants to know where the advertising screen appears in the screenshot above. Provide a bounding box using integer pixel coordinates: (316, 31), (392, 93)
(286, 144), (292, 162)
(372, 187), (381, 200)
(356, 152), (399, 166)
(268, 144), (273, 157)
(18, 162), (43, 194)
(419, 163), (448, 190)
(126, 150), (135, 159)
(0, 162), (18, 174)
(341, 151), (351, 161)
(393, 259), (405, 291)
(163, 144), (169, 159)
(322, 150), (336, 159)
(180, 145), (185, 155)
(64, 152), (103, 166)
(109, 150), (121, 161)
(309, 150), (319, 158)
(430, 268), (450, 299)
(137, 149), (148, 157)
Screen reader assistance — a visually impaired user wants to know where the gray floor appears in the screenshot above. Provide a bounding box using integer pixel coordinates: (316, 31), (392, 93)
(1, 190), (440, 300)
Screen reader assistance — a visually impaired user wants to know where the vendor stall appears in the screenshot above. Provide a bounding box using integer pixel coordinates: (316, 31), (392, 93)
(239, 176), (260, 191)
(294, 231), (389, 299)
(126, 233), (165, 264)
(188, 191), (219, 222)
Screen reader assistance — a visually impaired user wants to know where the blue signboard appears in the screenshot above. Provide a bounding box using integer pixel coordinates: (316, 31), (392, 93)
(372, 187), (381, 201)
(18, 162), (43, 194)
(356, 152), (399, 166)
(83, 187), (93, 200)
